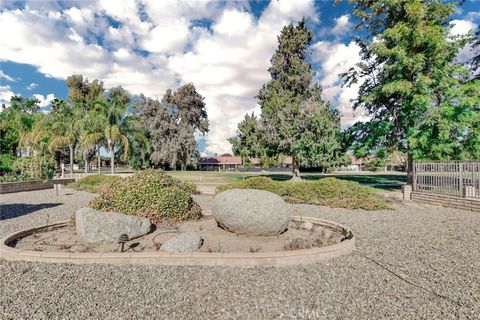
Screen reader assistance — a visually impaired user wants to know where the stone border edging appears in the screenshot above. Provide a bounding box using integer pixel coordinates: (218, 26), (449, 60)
(0, 216), (354, 266)
(0, 179), (76, 194)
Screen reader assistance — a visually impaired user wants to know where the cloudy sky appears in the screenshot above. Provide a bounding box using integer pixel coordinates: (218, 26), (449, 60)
(1, 0), (479, 155)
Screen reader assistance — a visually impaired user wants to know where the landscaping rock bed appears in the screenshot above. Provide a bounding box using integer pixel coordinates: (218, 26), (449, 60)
(9, 216), (345, 254)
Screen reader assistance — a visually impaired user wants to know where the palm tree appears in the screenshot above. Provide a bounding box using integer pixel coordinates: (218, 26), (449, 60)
(94, 97), (129, 174)
(18, 114), (51, 157)
(79, 110), (106, 174)
(48, 101), (82, 176)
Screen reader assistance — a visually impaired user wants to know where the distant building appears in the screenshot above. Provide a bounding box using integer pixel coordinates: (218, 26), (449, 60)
(198, 156), (242, 171)
(340, 155), (366, 171)
(198, 155), (293, 171)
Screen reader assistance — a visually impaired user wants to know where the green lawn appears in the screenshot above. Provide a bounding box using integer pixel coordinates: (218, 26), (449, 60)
(167, 171), (407, 191)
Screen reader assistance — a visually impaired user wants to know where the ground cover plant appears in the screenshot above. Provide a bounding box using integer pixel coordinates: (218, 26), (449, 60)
(90, 169), (201, 223)
(68, 174), (123, 193)
(217, 176), (390, 211)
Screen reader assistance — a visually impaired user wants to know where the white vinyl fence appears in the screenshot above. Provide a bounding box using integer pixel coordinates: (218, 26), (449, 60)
(413, 161), (480, 199)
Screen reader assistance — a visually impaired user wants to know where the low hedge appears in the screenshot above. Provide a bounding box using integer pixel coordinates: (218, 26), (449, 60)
(12, 156), (55, 181)
(216, 176), (390, 211)
(217, 176), (283, 194)
(90, 169), (201, 224)
(68, 174), (123, 193)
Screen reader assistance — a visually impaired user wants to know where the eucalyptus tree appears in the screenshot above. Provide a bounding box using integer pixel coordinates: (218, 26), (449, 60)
(137, 84), (208, 170)
(66, 75), (104, 111)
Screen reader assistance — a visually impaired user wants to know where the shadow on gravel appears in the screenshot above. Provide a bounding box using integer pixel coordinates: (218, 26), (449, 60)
(0, 203), (62, 220)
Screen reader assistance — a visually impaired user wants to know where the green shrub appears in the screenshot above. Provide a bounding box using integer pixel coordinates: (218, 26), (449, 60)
(216, 176), (389, 211)
(0, 154), (15, 173)
(283, 178), (390, 210)
(68, 174), (123, 193)
(90, 169), (201, 224)
(216, 176), (283, 194)
(12, 156), (55, 181)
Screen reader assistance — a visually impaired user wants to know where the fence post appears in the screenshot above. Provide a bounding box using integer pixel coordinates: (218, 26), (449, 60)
(412, 162), (417, 191)
(459, 162), (464, 198)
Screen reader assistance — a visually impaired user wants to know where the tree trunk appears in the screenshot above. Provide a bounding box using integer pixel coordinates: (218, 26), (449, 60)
(84, 152), (88, 174)
(407, 152), (414, 185)
(110, 142), (115, 175)
(69, 144), (74, 176)
(97, 145), (101, 174)
(291, 155), (302, 181)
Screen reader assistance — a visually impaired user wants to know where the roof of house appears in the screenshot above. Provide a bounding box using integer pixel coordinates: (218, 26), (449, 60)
(348, 154), (366, 165)
(199, 156), (242, 165)
(199, 155), (293, 166)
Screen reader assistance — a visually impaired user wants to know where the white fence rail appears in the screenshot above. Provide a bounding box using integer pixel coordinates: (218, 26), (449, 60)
(413, 161), (480, 199)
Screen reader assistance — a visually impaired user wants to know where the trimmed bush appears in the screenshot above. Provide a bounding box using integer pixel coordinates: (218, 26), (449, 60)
(216, 176), (390, 211)
(68, 174), (123, 193)
(12, 156), (55, 181)
(283, 178), (390, 210)
(90, 169), (201, 224)
(216, 176), (283, 194)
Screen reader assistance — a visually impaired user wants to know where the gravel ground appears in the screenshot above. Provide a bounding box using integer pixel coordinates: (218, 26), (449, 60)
(1, 188), (479, 320)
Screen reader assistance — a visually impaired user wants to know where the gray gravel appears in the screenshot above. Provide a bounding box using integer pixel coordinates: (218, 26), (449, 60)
(1, 188), (479, 319)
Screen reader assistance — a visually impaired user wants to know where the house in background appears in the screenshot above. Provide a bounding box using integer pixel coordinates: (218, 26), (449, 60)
(340, 155), (366, 171)
(198, 156), (242, 171)
(198, 155), (293, 171)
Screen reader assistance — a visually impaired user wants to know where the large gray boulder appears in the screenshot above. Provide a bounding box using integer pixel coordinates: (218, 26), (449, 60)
(212, 189), (292, 236)
(160, 233), (203, 252)
(76, 207), (152, 243)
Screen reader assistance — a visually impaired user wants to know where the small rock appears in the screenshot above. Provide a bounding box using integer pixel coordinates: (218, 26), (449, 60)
(160, 233), (203, 252)
(300, 221), (314, 231)
(76, 207), (152, 243)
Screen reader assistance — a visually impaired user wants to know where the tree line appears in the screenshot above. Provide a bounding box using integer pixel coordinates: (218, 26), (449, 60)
(0, 76), (208, 175)
(229, 0), (479, 179)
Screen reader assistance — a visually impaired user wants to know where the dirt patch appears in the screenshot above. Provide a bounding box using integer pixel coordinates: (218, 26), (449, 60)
(11, 217), (346, 254)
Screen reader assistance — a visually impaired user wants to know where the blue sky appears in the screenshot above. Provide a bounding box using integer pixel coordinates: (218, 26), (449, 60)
(1, 0), (479, 154)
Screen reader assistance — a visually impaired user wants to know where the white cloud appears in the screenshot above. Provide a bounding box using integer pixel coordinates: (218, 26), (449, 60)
(0, 85), (15, 107)
(169, 1), (318, 153)
(0, 0), (329, 154)
(141, 19), (190, 54)
(331, 15), (352, 37)
(33, 93), (55, 108)
(449, 19), (478, 65)
(0, 70), (15, 82)
(26, 83), (38, 90)
(450, 19), (477, 36)
(466, 11), (480, 21)
(312, 40), (368, 127)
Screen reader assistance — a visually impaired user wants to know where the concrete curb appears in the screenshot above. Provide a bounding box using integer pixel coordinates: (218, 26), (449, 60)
(0, 216), (355, 266)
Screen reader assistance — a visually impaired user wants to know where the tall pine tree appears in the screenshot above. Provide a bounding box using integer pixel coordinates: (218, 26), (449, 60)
(256, 19), (345, 177)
